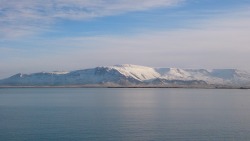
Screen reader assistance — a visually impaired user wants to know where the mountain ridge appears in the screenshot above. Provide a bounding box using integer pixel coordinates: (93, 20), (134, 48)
(1, 64), (250, 88)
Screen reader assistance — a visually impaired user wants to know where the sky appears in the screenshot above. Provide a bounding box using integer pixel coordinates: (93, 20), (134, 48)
(0, 0), (250, 78)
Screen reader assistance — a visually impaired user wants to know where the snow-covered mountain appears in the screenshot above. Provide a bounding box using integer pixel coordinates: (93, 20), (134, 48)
(1, 64), (250, 88)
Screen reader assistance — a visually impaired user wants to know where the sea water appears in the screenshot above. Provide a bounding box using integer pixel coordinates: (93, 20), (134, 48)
(0, 88), (250, 141)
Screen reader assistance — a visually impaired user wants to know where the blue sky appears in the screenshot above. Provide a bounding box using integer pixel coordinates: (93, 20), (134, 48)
(0, 0), (250, 78)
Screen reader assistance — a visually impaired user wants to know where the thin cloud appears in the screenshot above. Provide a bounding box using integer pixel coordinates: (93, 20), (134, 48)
(1, 8), (249, 79)
(0, 0), (182, 39)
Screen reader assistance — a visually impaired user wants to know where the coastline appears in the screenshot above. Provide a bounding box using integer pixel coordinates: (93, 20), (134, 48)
(0, 85), (249, 89)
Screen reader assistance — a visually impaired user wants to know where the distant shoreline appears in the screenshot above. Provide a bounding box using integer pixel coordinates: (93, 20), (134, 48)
(0, 86), (249, 89)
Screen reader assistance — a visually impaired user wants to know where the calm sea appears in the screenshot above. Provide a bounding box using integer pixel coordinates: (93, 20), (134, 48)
(0, 88), (250, 141)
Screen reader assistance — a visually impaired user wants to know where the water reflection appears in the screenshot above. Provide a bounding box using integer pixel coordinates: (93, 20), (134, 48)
(0, 88), (250, 141)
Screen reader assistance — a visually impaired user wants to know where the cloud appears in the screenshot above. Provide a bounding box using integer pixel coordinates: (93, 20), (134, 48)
(1, 8), (249, 79)
(44, 9), (250, 68)
(1, 2), (250, 78)
(0, 0), (182, 39)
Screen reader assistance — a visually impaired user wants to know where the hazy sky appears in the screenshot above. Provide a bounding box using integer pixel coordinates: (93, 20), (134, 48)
(1, 0), (250, 78)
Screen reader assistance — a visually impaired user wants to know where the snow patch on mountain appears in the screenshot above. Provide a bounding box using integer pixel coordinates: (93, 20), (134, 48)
(1, 64), (250, 88)
(111, 64), (160, 81)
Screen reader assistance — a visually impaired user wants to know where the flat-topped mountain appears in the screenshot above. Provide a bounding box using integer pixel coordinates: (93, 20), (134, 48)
(1, 64), (250, 88)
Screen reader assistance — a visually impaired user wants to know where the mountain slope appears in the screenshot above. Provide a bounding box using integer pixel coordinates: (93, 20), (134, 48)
(1, 64), (250, 88)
